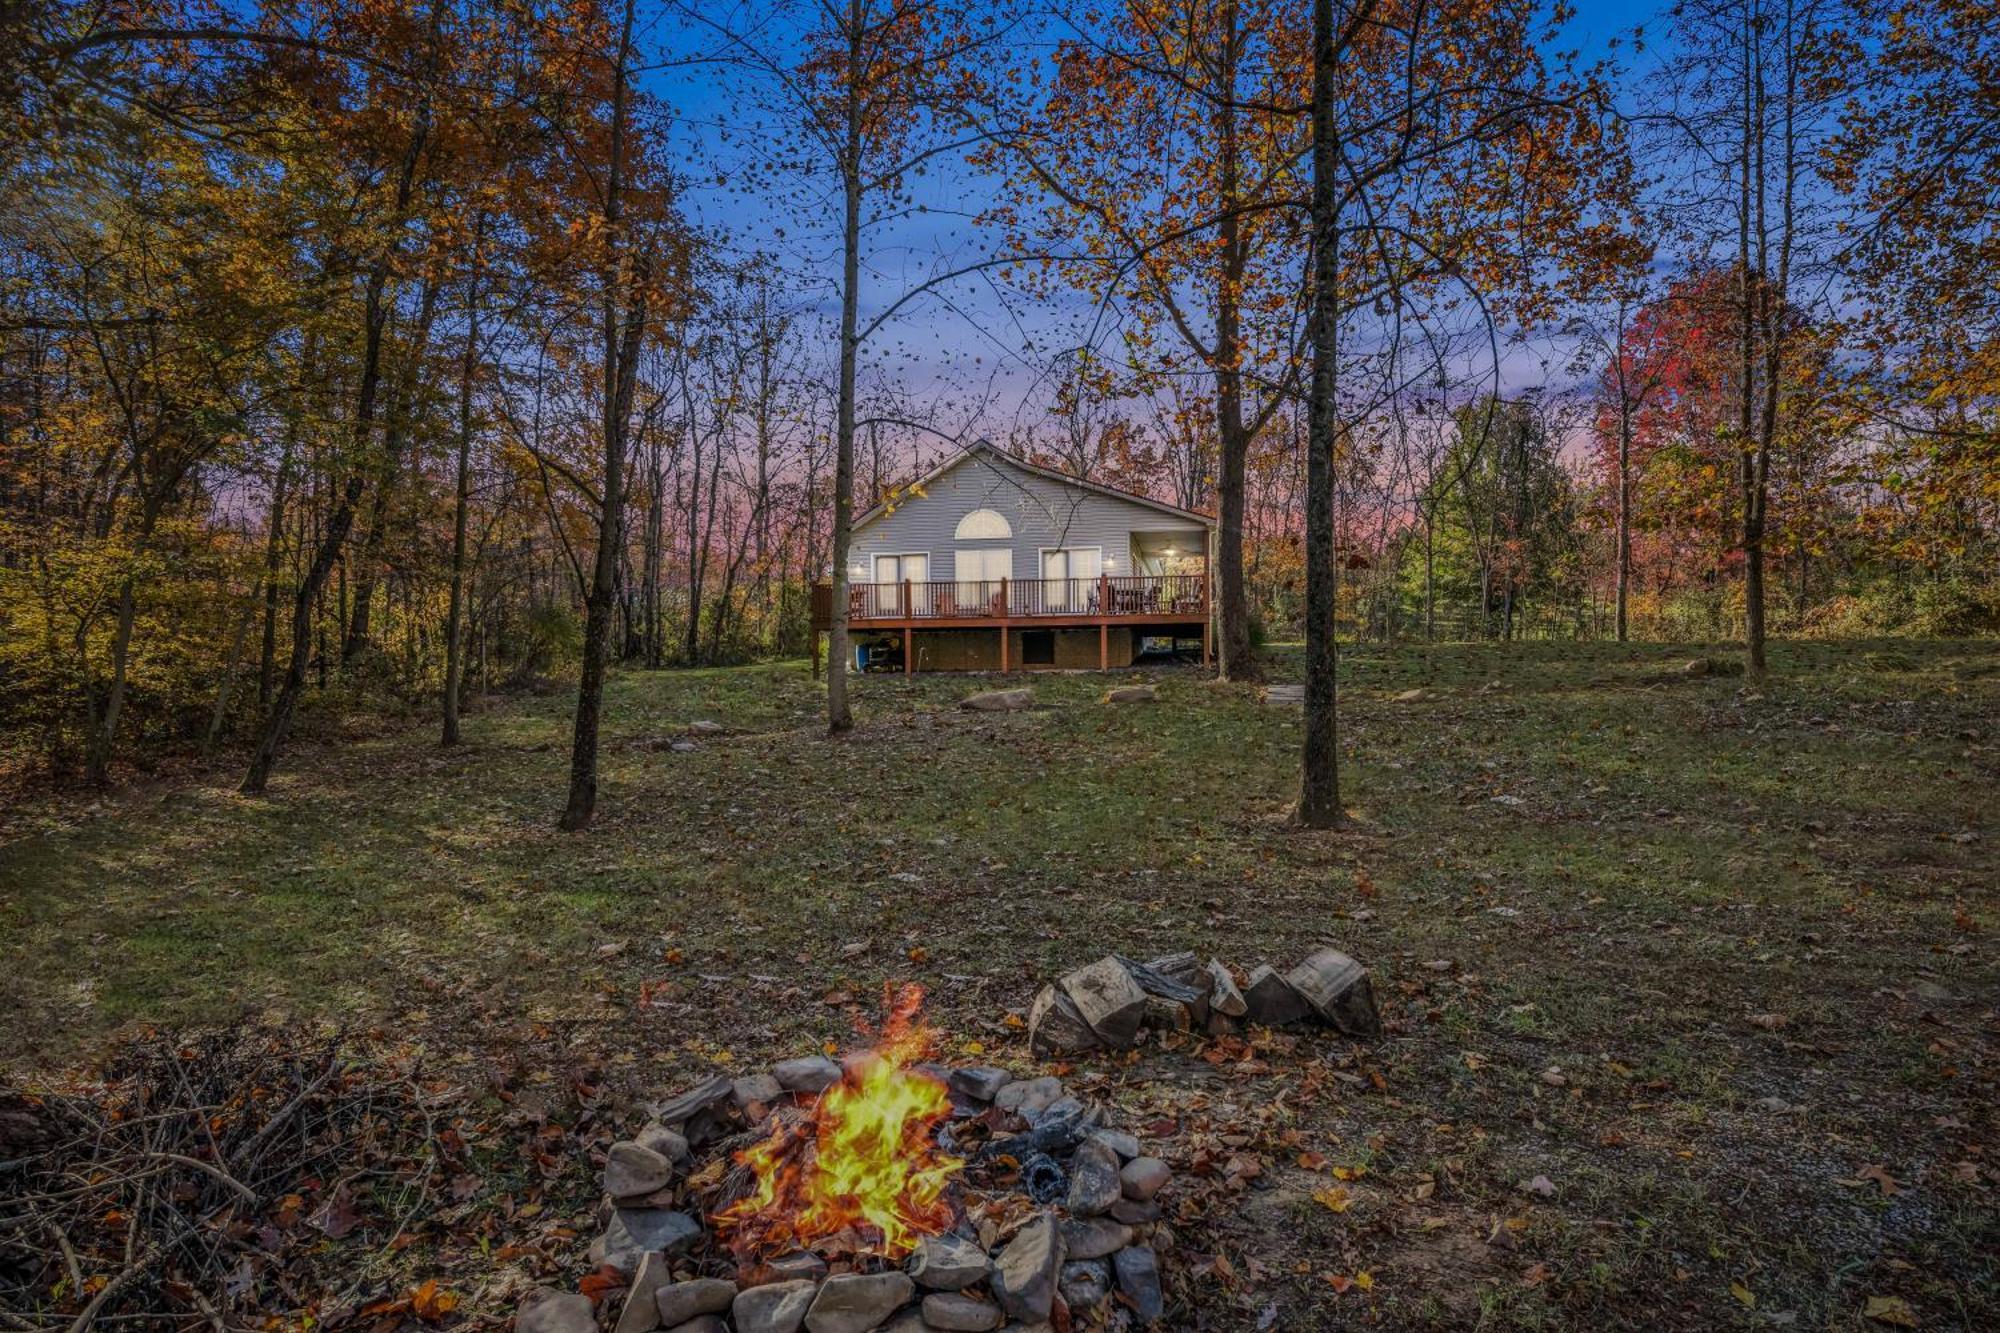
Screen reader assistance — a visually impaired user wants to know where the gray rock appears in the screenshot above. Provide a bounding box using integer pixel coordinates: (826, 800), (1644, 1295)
(804, 1271), (913, 1333)
(1026, 985), (1097, 1054)
(922, 1291), (1005, 1331)
(1058, 1259), (1111, 1312)
(774, 1056), (842, 1094)
(664, 1318), (728, 1333)
(1205, 959), (1248, 1017)
(605, 1141), (675, 1200)
(1025, 1095), (1095, 1129)
(961, 688), (1033, 712)
(1284, 948), (1382, 1037)
(733, 1072), (785, 1112)
(595, 1208), (702, 1274)
(1113, 1246), (1164, 1323)
(517, 1288), (595, 1333)
(733, 1279), (818, 1333)
(879, 1314), (929, 1333)
(906, 1233), (991, 1290)
(1103, 685), (1157, 703)
(1088, 1128), (1141, 1161)
(1242, 965), (1311, 1026)
(616, 1251), (673, 1333)
(655, 1074), (734, 1127)
(656, 1278), (738, 1327)
(688, 719), (726, 735)
(947, 1066), (1012, 1102)
(1059, 956), (1148, 1047)
(1109, 1198), (1161, 1225)
(991, 1213), (1064, 1322)
(1059, 1216), (1133, 1260)
(993, 1075), (1063, 1118)
(762, 1252), (830, 1285)
(1120, 1157), (1169, 1202)
(637, 1121), (691, 1163)
(1065, 1139), (1123, 1216)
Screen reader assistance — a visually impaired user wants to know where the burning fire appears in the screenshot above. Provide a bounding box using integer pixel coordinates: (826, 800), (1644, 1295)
(715, 984), (963, 1261)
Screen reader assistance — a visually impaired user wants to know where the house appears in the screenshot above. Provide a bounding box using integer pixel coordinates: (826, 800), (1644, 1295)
(810, 440), (1215, 672)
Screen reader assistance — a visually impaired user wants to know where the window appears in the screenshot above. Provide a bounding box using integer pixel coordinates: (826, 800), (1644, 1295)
(955, 508), (1012, 540)
(955, 547), (1012, 611)
(1040, 547), (1101, 611)
(868, 553), (926, 616)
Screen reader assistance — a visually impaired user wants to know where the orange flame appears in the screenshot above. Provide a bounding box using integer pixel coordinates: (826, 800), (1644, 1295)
(715, 983), (963, 1261)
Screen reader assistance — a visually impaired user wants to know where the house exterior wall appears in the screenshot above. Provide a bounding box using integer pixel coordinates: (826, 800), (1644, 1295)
(898, 627), (1142, 671)
(847, 450), (1207, 586)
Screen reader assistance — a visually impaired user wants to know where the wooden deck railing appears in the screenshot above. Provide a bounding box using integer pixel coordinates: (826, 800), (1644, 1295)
(810, 573), (1208, 629)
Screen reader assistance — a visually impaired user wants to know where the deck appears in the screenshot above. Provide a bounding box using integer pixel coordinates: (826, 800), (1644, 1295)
(810, 574), (1211, 670)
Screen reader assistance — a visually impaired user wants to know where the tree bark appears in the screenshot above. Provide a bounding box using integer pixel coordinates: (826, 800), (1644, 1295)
(1298, 0), (1343, 828)
(442, 220), (483, 747)
(824, 0), (865, 736)
(560, 0), (646, 830)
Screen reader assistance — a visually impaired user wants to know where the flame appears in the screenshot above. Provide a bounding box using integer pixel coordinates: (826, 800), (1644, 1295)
(715, 983), (963, 1261)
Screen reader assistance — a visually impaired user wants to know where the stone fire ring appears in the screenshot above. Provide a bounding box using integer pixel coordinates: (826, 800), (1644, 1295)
(516, 1060), (1172, 1333)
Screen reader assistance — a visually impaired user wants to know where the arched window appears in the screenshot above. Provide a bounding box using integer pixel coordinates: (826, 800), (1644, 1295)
(954, 508), (1012, 540)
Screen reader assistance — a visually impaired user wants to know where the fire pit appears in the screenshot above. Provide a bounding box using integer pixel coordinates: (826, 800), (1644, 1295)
(517, 984), (1171, 1333)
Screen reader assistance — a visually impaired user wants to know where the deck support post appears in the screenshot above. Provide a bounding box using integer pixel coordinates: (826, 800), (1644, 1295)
(1099, 621), (1108, 670)
(902, 579), (913, 675)
(999, 577), (1010, 673)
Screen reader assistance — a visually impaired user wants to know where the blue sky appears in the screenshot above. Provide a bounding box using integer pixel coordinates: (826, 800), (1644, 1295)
(642, 0), (1681, 460)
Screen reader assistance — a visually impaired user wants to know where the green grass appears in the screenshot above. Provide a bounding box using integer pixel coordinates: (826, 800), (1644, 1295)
(1, 639), (1994, 1329)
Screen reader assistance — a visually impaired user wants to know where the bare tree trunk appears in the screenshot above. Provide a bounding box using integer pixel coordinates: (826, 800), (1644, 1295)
(825, 4), (864, 735)
(561, 0), (647, 830)
(346, 278), (439, 662)
(1213, 0), (1256, 681)
(203, 591), (259, 757)
(442, 222), (484, 747)
(242, 25), (437, 794)
(1298, 0), (1342, 828)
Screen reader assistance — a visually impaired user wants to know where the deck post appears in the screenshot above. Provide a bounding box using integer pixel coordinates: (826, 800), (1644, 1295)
(999, 577), (1010, 673)
(902, 578), (913, 675)
(1098, 572), (1111, 670)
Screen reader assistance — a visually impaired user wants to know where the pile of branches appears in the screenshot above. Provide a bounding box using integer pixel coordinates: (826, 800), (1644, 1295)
(0, 1031), (462, 1330)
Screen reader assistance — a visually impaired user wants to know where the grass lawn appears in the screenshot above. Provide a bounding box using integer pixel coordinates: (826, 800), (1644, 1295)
(2, 639), (1994, 1329)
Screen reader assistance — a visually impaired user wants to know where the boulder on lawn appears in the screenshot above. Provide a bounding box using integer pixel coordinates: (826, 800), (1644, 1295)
(1027, 984), (1098, 1055)
(1058, 956), (1149, 1048)
(1285, 947), (1382, 1037)
(1103, 685), (1157, 704)
(1242, 965), (1311, 1026)
(961, 688), (1033, 712)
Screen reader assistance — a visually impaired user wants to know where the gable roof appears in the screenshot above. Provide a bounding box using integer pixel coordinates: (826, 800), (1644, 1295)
(853, 440), (1214, 533)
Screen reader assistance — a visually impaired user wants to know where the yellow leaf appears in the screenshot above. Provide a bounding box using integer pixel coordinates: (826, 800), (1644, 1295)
(1730, 1282), (1756, 1308)
(1862, 1295), (1918, 1328)
(1312, 1185), (1351, 1213)
(1354, 1271), (1374, 1291)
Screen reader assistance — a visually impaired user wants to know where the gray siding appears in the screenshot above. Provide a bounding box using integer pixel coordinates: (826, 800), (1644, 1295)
(846, 450), (1206, 584)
